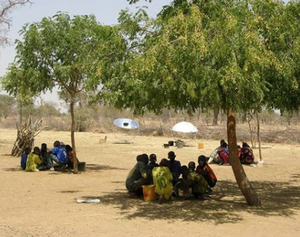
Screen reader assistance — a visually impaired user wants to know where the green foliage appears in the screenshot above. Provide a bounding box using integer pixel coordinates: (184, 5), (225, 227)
(2, 12), (126, 165)
(0, 94), (16, 118)
(251, 0), (300, 112)
(99, 0), (300, 119)
(128, 0), (152, 4)
(1, 63), (37, 105)
(2, 12), (125, 106)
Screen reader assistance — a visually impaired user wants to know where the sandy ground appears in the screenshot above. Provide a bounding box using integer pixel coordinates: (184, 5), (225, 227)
(1, 128), (300, 237)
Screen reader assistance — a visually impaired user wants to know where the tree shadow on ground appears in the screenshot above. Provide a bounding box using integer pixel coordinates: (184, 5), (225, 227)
(45, 164), (126, 175)
(2, 163), (126, 173)
(90, 176), (300, 224)
(3, 167), (23, 172)
(84, 164), (127, 172)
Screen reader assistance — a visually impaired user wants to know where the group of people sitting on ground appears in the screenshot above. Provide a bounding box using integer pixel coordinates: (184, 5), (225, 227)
(125, 151), (217, 204)
(20, 140), (78, 172)
(208, 139), (255, 166)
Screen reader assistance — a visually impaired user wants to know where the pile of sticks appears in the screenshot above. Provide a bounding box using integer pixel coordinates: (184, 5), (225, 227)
(11, 118), (43, 157)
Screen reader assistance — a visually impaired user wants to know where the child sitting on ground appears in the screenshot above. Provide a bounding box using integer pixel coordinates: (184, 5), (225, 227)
(188, 161), (196, 172)
(38, 143), (52, 171)
(146, 153), (159, 184)
(20, 147), (31, 170)
(65, 144), (79, 169)
(152, 158), (173, 204)
(239, 142), (255, 165)
(196, 155), (217, 190)
(181, 165), (209, 199)
(26, 147), (42, 172)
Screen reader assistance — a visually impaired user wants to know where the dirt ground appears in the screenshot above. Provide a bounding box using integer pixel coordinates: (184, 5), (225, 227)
(1, 128), (300, 237)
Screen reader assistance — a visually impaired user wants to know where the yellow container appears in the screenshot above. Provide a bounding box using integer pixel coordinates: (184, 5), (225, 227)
(142, 185), (156, 202)
(198, 143), (204, 149)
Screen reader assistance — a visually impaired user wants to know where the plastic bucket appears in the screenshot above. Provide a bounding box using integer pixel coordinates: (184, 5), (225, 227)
(142, 185), (156, 202)
(257, 160), (264, 168)
(198, 143), (204, 149)
(78, 162), (86, 171)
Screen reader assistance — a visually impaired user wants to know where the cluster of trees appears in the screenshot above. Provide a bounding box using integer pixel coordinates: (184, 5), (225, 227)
(2, 0), (300, 205)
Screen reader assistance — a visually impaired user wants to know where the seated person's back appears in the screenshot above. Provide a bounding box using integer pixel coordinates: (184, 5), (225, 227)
(26, 147), (42, 172)
(50, 141), (68, 165)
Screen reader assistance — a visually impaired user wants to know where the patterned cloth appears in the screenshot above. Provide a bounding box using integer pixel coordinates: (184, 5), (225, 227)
(26, 153), (42, 172)
(186, 171), (208, 195)
(196, 164), (217, 187)
(152, 166), (173, 200)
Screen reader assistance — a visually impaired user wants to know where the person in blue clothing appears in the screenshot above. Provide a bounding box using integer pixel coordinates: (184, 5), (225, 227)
(167, 151), (181, 185)
(20, 147), (31, 170)
(49, 140), (68, 169)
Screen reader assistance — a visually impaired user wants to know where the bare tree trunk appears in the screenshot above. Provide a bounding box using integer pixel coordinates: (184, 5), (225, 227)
(256, 111), (263, 161)
(19, 103), (23, 125)
(246, 112), (256, 148)
(0, 0), (32, 45)
(196, 108), (201, 122)
(70, 97), (78, 174)
(213, 107), (219, 125)
(227, 108), (261, 206)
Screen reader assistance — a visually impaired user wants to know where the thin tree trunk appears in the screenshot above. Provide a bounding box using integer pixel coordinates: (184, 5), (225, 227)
(256, 111), (262, 161)
(247, 112), (256, 148)
(213, 107), (219, 125)
(197, 108), (201, 122)
(241, 112), (247, 123)
(70, 97), (78, 174)
(227, 108), (261, 206)
(19, 103), (23, 125)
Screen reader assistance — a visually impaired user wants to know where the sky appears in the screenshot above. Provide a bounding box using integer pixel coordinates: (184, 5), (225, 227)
(0, 0), (172, 106)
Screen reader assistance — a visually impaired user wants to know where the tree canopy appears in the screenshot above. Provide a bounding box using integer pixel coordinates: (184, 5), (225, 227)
(2, 12), (126, 172)
(3, 0), (300, 201)
(96, 0), (300, 205)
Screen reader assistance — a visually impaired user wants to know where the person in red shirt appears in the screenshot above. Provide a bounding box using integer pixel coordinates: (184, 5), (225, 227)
(239, 142), (255, 165)
(196, 155), (217, 189)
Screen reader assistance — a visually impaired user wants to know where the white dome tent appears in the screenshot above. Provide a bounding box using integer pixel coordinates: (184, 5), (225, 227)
(171, 121), (198, 148)
(171, 121), (198, 133)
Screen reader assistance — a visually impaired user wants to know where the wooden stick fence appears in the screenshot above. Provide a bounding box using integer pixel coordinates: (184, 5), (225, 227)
(11, 118), (43, 157)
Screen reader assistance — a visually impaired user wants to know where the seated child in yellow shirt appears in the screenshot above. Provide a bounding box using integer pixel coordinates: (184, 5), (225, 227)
(26, 147), (42, 172)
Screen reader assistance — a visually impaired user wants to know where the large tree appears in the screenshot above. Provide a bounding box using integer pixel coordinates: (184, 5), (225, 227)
(99, 0), (299, 206)
(2, 12), (126, 172)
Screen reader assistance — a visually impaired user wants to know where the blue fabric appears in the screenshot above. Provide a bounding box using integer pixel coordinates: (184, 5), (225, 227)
(20, 153), (27, 170)
(51, 146), (68, 164)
